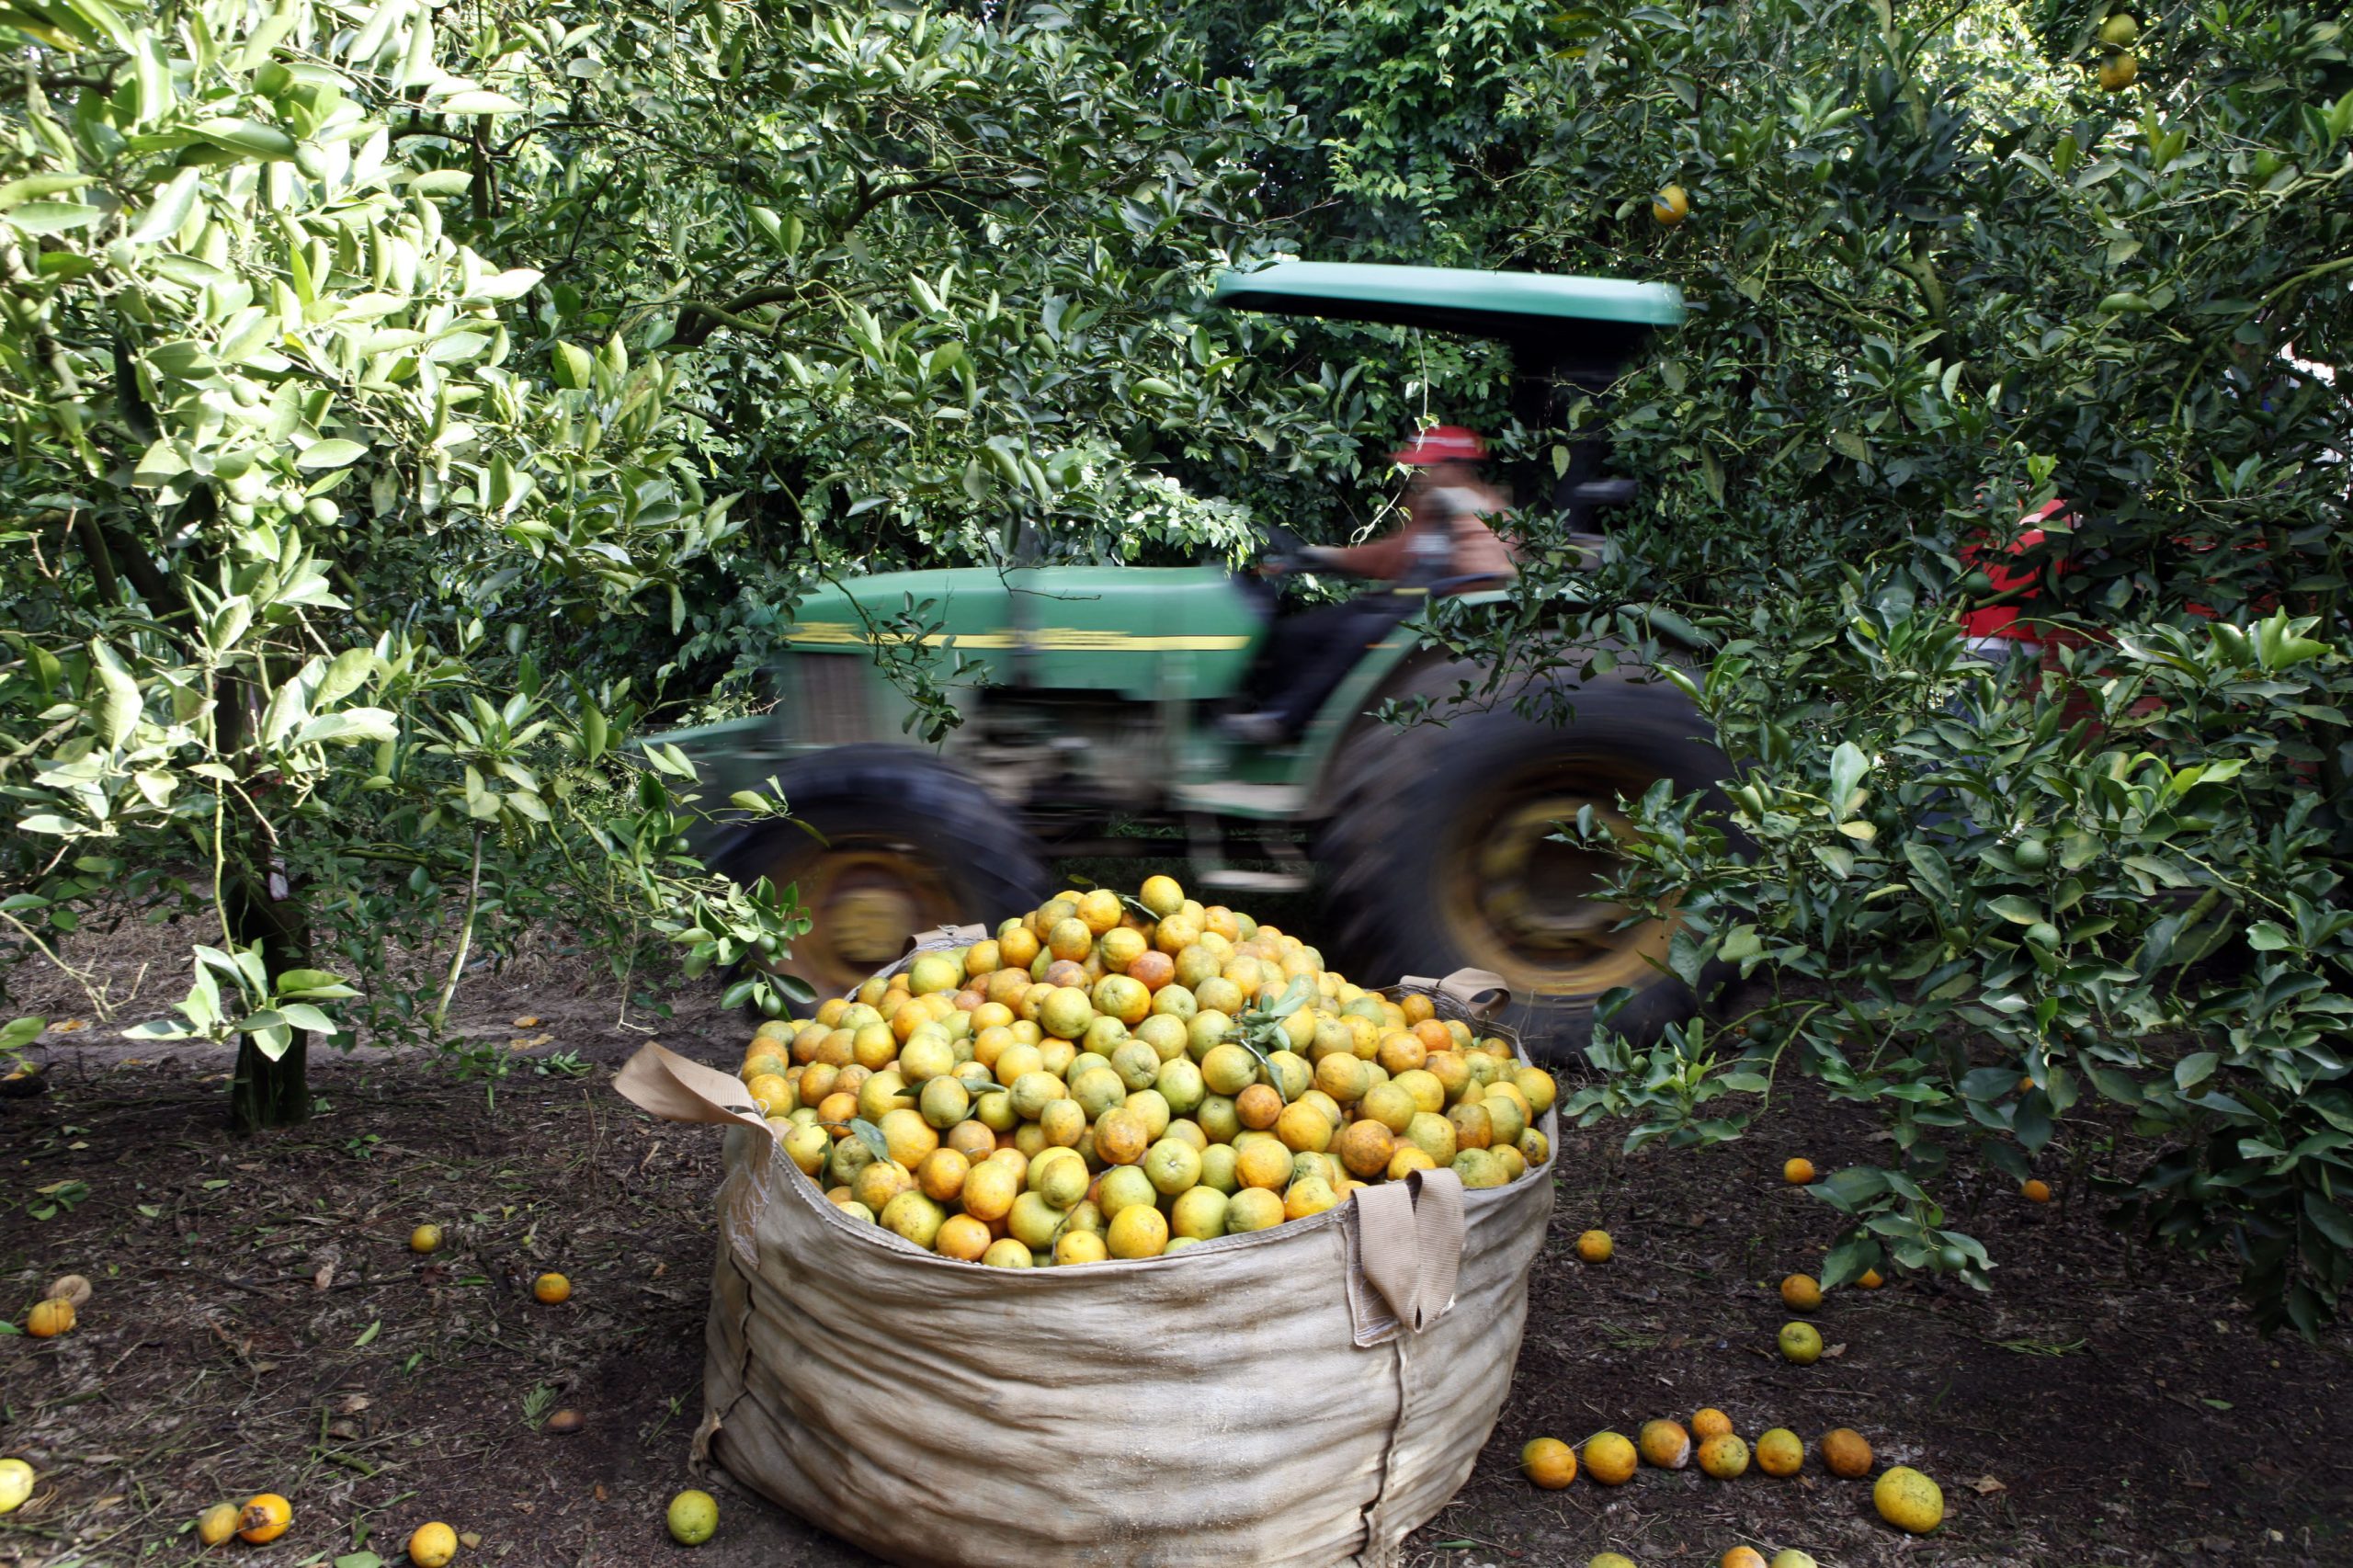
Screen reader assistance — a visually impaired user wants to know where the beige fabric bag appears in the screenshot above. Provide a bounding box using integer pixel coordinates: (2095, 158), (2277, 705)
(614, 958), (1552, 1568)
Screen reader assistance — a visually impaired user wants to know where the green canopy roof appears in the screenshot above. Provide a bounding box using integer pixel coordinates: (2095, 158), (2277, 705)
(1211, 261), (1685, 337)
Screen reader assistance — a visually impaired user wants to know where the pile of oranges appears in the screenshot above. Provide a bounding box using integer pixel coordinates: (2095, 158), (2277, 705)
(738, 877), (1554, 1265)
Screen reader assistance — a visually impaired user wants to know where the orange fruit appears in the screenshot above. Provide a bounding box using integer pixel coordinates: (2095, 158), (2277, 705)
(1858, 1267), (1885, 1289)
(407, 1521), (459, 1566)
(1652, 183), (1690, 225)
(1782, 1157), (1815, 1185)
(1138, 874), (1185, 918)
(532, 1272), (572, 1304)
(1873, 1465), (1944, 1532)
(1697, 1433), (1749, 1479)
(1235, 1140), (1293, 1190)
(1337, 1119), (1395, 1178)
(409, 1224), (444, 1255)
(196, 1502), (240, 1545)
(2022, 1178), (2052, 1203)
(1575, 1229), (1613, 1264)
(1777, 1322), (1822, 1364)
(1638, 1418), (1691, 1470)
(917, 1148), (970, 1203)
(25, 1297), (75, 1337)
(1581, 1431), (1638, 1486)
(1235, 1083), (1283, 1130)
(1519, 1437), (1576, 1489)
(1822, 1426), (1873, 1478)
(1691, 1407), (1733, 1441)
(2099, 51), (2137, 90)
(1722, 1550), (1768, 1568)
(237, 1493), (293, 1543)
(1780, 1273), (1823, 1311)
(935, 1214), (991, 1261)
(1756, 1426), (1804, 1476)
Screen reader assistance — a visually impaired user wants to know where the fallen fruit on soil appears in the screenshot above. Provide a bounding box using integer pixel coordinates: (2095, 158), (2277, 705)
(1779, 1273), (1822, 1311)
(25, 1297), (74, 1337)
(410, 1224), (444, 1254)
(195, 1502), (238, 1544)
(532, 1272), (571, 1303)
(1576, 1229), (1614, 1264)
(1591, 1556), (1639, 1568)
(1698, 1433), (1750, 1479)
(238, 1493), (293, 1543)
(1520, 1436), (1576, 1489)
(2022, 1178), (2052, 1203)
(0, 1459), (33, 1516)
(1690, 1407), (1733, 1440)
(745, 881), (1550, 1265)
(666, 1488), (719, 1545)
(1857, 1267), (1884, 1289)
(1874, 1465), (1945, 1533)
(1755, 1427), (1804, 1476)
(1782, 1158), (1814, 1185)
(545, 1409), (585, 1435)
(1722, 1550), (1768, 1568)
(407, 1521), (459, 1566)
(1639, 1418), (1692, 1470)
(45, 1274), (91, 1307)
(1821, 1426), (1874, 1478)
(1769, 1553), (1818, 1568)
(1583, 1431), (1639, 1486)
(1778, 1322), (1823, 1364)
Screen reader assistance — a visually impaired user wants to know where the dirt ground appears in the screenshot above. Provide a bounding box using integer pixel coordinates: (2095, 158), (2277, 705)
(2, 934), (2349, 1568)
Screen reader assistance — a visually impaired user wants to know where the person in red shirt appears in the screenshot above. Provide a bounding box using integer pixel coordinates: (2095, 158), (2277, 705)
(1223, 426), (1518, 744)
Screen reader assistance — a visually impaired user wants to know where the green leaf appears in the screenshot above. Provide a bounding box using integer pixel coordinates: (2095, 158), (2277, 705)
(354, 1319), (381, 1347)
(298, 438), (369, 469)
(193, 118), (299, 158)
(4, 201), (104, 234)
(86, 640), (142, 748)
(552, 342), (594, 389)
(126, 166), (201, 244)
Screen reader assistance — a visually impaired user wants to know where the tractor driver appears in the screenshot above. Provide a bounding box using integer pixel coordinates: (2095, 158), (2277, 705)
(1222, 426), (1518, 745)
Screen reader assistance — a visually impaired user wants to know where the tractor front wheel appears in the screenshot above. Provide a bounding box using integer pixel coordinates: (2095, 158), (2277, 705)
(715, 746), (1052, 1003)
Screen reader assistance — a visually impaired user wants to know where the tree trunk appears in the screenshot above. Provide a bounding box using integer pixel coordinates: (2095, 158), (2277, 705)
(225, 860), (313, 1132)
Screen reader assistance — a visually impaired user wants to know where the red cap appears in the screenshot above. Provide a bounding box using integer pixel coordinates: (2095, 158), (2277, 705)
(1391, 426), (1486, 466)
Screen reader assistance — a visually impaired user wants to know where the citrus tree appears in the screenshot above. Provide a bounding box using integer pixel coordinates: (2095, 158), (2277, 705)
(1217, 0), (2353, 1331)
(0, 0), (807, 1128)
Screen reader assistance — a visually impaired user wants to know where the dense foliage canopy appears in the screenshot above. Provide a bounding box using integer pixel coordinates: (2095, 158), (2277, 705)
(3, 0), (2348, 1327)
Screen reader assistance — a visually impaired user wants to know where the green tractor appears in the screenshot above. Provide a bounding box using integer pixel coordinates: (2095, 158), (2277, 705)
(665, 262), (1730, 1059)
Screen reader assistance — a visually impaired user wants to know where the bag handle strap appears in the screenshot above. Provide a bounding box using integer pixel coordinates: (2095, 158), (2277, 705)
(1398, 967), (1512, 1021)
(612, 1041), (775, 1137)
(1352, 1167), (1466, 1333)
(905, 924), (988, 955)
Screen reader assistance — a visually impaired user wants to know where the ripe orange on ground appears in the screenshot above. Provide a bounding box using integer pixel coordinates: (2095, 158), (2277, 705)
(1582, 1431), (1638, 1486)
(238, 1494), (293, 1543)
(1782, 1157), (1815, 1185)
(25, 1298), (74, 1337)
(1520, 1437), (1576, 1489)
(1697, 1433), (1750, 1479)
(1780, 1273), (1823, 1311)
(1858, 1267), (1885, 1289)
(1755, 1427), (1805, 1476)
(1778, 1322), (1823, 1364)
(1874, 1465), (1945, 1532)
(1821, 1426), (1873, 1478)
(196, 1503), (240, 1544)
(2022, 1178), (2052, 1203)
(1722, 1550), (1768, 1568)
(1575, 1229), (1613, 1264)
(532, 1272), (572, 1304)
(1638, 1418), (1691, 1469)
(1691, 1407), (1733, 1441)
(407, 1521), (459, 1566)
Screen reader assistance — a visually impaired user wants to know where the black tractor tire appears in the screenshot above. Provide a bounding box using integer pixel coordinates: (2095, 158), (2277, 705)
(711, 745), (1052, 1003)
(1313, 661), (1735, 1066)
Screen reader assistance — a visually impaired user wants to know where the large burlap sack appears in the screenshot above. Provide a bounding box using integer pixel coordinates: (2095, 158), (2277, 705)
(615, 958), (1552, 1568)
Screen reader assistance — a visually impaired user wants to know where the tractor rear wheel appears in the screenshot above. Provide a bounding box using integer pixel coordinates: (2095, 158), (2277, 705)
(715, 746), (1052, 1003)
(1314, 664), (1732, 1063)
